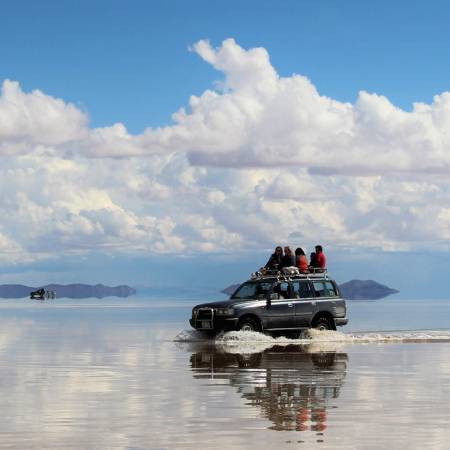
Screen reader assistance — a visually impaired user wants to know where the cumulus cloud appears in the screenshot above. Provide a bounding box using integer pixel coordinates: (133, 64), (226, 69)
(175, 40), (450, 174)
(3, 38), (450, 174)
(0, 80), (87, 153)
(1, 38), (450, 263)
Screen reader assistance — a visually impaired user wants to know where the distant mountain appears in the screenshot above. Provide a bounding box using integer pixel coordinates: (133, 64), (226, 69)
(338, 280), (399, 300)
(221, 279), (399, 300)
(0, 284), (136, 299)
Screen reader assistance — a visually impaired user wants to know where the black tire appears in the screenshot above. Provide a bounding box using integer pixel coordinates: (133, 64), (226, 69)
(286, 331), (301, 339)
(311, 352), (336, 368)
(238, 317), (260, 332)
(236, 353), (262, 368)
(312, 316), (334, 331)
(203, 330), (217, 339)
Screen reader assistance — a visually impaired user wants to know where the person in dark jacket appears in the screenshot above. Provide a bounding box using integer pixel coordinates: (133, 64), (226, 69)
(309, 252), (319, 269)
(281, 246), (295, 268)
(265, 246), (283, 270)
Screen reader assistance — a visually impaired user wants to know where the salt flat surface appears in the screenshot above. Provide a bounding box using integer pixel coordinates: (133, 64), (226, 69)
(1, 297), (450, 449)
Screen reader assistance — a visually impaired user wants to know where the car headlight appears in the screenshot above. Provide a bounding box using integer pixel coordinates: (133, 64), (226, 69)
(215, 308), (234, 316)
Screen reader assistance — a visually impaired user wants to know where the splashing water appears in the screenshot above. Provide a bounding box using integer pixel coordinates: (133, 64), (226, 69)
(173, 329), (210, 342)
(174, 328), (450, 346)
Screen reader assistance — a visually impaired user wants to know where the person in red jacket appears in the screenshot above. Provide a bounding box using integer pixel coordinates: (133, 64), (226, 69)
(295, 247), (308, 273)
(315, 245), (327, 269)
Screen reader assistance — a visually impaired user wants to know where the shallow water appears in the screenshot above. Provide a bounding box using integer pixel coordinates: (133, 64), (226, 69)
(1, 296), (450, 449)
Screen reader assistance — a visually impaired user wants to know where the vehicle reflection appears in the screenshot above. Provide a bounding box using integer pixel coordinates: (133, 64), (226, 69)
(189, 343), (347, 432)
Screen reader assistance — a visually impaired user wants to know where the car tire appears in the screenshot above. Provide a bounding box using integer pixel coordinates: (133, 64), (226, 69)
(286, 331), (301, 339)
(236, 353), (262, 368)
(238, 317), (259, 332)
(203, 330), (217, 338)
(313, 316), (334, 331)
(311, 352), (336, 368)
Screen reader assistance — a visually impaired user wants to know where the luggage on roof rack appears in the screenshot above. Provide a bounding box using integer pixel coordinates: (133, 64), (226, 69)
(250, 267), (328, 280)
(282, 266), (300, 276)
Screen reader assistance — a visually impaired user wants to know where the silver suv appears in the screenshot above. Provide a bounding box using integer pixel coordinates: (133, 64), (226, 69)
(190, 270), (348, 335)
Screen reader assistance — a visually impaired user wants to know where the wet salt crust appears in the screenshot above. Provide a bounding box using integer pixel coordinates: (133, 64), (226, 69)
(1, 297), (450, 449)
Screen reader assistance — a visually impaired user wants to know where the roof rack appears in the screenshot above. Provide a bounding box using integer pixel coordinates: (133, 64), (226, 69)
(250, 266), (329, 281)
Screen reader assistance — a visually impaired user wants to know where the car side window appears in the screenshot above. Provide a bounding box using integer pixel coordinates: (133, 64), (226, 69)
(292, 281), (314, 298)
(313, 281), (337, 297)
(232, 281), (277, 299)
(299, 281), (314, 298)
(313, 281), (327, 297)
(279, 281), (290, 299)
(254, 282), (273, 299)
(324, 281), (337, 297)
(273, 281), (290, 299)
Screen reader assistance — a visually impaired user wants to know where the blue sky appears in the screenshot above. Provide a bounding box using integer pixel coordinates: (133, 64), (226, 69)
(3, 0), (450, 131)
(2, 1), (450, 297)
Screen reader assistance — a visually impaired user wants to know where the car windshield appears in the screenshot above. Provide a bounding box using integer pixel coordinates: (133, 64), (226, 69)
(231, 281), (272, 299)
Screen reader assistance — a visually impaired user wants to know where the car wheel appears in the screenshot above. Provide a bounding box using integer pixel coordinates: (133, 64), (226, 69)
(238, 317), (259, 332)
(311, 352), (336, 368)
(313, 316), (334, 331)
(203, 330), (217, 339)
(236, 353), (262, 368)
(286, 331), (301, 339)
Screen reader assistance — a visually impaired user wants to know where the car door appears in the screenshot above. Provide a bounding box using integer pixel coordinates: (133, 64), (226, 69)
(263, 281), (296, 330)
(291, 280), (315, 327)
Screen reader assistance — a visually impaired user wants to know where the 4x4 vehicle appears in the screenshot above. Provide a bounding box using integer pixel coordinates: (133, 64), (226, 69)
(190, 269), (348, 334)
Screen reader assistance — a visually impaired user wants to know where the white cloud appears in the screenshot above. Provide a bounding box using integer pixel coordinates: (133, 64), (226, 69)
(2, 38), (450, 263)
(3, 38), (450, 175)
(0, 80), (87, 153)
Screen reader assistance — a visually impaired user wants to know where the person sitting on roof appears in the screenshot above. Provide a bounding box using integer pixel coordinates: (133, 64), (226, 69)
(309, 252), (319, 270)
(315, 245), (327, 269)
(295, 247), (308, 273)
(265, 246), (283, 270)
(281, 246), (295, 268)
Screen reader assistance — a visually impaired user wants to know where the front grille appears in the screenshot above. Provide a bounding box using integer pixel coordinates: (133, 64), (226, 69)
(196, 308), (214, 320)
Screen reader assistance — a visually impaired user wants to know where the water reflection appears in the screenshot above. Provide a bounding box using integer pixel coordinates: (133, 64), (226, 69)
(190, 344), (347, 433)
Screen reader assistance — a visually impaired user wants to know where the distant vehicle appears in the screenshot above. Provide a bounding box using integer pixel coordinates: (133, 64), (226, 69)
(190, 268), (348, 335)
(29, 289), (56, 300)
(30, 288), (45, 300)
